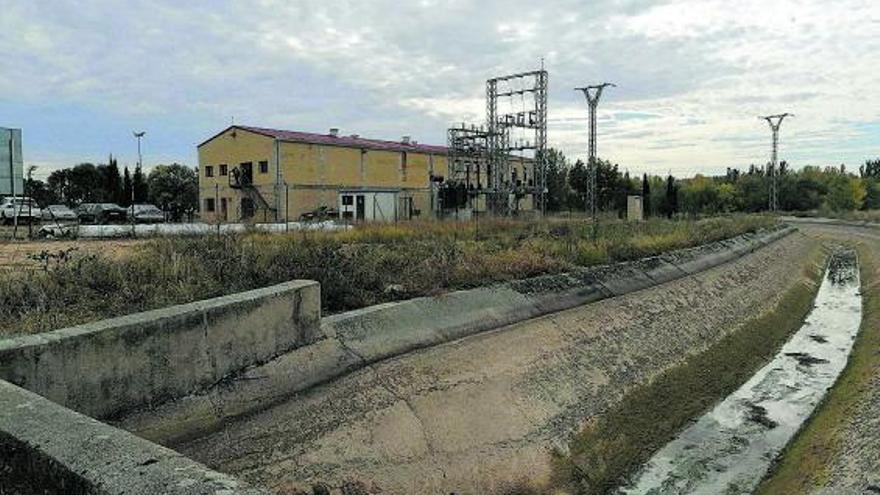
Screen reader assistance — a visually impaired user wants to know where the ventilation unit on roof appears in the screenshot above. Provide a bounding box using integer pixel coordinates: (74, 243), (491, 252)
(329, 128), (339, 137)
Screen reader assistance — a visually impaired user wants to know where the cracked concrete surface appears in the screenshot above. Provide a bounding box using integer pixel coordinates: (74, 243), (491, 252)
(175, 232), (819, 495)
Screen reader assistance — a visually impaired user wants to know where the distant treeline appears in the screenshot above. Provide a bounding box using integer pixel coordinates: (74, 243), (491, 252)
(542, 149), (880, 216)
(25, 156), (198, 221)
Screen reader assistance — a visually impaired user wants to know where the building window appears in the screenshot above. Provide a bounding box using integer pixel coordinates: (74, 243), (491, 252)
(259, 160), (269, 174)
(205, 165), (214, 178)
(219, 164), (228, 176)
(205, 198), (215, 212)
(342, 195), (353, 206)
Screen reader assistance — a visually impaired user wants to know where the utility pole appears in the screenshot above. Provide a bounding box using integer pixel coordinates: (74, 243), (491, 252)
(759, 114), (791, 212)
(575, 83), (615, 241)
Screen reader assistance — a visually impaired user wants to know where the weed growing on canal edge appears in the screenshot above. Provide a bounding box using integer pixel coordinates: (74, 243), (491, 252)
(756, 241), (880, 493)
(503, 240), (826, 495)
(0, 215), (775, 336)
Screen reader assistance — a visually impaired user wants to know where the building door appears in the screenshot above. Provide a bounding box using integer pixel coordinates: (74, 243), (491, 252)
(241, 197), (255, 219)
(355, 195), (366, 221)
(239, 162), (253, 186)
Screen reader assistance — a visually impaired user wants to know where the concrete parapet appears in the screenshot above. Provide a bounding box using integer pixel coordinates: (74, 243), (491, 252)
(0, 379), (270, 495)
(0, 280), (320, 419)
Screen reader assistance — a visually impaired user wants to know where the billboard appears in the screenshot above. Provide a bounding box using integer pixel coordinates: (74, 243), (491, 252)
(0, 127), (24, 197)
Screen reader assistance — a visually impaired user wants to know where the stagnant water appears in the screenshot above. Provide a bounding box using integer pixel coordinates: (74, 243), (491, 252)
(620, 250), (862, 495)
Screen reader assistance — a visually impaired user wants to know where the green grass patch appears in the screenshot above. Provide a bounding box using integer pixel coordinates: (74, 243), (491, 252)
(756, 241), (880, 493)
(533, 240), (828, 495)
(0, 215), (776, 336)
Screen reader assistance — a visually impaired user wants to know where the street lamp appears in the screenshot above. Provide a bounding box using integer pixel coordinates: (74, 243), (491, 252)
(132, 131), (145, 228)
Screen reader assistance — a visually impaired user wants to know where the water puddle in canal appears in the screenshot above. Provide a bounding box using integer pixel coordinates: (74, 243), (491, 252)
(620, 250), (862, 495)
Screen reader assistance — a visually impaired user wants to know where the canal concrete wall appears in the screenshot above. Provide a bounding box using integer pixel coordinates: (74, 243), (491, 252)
(118, 226), (795, 445)
(0, 280), (320, 419)
(0, 379), (270, 495)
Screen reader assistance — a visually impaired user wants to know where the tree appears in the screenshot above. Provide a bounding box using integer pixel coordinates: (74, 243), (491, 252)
(105, 155), (123, 204)
(824, 172), (865, 211)
(679, 175), (718, 215)
(122, 167), (133, 206)
(25, 173), (54, 206)
(642, 173), (651, 217)
(662, 175), (678, 218)
(568, 159), (588, 210)
(47, 169), (72, 205)
(147, 163), (198, 221)
(860, 159), (880, 179)
(596, 159), (621, 212)
(133, 164), (148, 203)
(541, 148), (570, 212)
(57, 163), (104, 204)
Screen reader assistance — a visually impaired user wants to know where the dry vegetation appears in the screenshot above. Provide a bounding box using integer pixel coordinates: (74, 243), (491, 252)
(0, 215), (776, 336)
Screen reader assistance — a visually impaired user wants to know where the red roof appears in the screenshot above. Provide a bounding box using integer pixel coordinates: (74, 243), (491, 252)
(201, 125), (447, 155)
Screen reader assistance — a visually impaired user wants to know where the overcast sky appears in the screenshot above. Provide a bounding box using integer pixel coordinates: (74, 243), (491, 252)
(1, 0), (878, 180)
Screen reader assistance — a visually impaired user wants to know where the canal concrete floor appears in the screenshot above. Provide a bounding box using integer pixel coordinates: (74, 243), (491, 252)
(175, 233), (818, 495)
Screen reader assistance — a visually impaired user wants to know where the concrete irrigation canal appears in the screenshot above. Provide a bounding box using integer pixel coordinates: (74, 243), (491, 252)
(167, 229), (818, 494)
(620, 250), (862, 495)
(3, 224), (879, 494)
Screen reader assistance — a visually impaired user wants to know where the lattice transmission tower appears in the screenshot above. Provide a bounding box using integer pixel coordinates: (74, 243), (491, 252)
(760, 113), (792, 212)
(575, 83), (615, 240)
(486, 70), (548, 215)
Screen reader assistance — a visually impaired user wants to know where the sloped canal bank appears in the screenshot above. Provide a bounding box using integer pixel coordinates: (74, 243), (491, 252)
(620, 250), (862, 495)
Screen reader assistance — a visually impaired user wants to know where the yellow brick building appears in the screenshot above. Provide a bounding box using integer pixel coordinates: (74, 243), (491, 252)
(198, 125), (534, 223)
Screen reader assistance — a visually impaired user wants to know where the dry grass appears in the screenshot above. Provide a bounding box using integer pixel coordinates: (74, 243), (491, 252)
(0, 215), (776, 337)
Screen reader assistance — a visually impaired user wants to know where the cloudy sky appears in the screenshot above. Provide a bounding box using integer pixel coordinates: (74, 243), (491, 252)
(1, 0), (878, 180)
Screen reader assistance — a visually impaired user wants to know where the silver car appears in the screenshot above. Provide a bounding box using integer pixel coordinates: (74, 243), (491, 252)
(41, 204), (78, 222)
(131, 204), (165, 224)
(0, 197), (42, 225)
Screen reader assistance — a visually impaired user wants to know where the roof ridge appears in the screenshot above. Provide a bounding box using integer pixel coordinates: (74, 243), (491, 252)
(234, 125), (445, 153)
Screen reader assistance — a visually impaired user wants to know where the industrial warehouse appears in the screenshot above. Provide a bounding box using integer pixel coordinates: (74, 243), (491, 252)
(198, 69), (547, 223)
(197, 124), (538, 222)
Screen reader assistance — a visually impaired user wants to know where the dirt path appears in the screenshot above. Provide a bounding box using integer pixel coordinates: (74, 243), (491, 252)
(175, 233), (819, 495)
(0, 238), (144, 270)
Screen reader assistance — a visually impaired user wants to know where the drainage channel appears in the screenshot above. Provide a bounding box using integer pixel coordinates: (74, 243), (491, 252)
(619, 250), (862, 495)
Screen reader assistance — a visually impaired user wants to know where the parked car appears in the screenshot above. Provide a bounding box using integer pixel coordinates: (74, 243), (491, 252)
(0, 197), (42, 225)
(41, 204), (78, 222)
(75, 203), (128, 224)
(299, 206), (339, 222)
(130, 204), (165, 224)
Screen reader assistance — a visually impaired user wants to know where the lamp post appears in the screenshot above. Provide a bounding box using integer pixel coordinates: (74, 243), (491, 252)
(132, 131), (145, 232)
